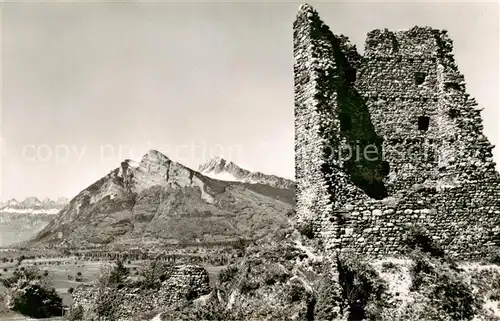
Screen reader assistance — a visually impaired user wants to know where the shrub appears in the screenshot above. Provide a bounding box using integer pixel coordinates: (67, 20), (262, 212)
(16, 255), (26, 265)
(138, 259), (173, 289)
(262, 264), (290, 286)
(93, 265), (113, 288)
(381, 261), (399, 273)
(1, 266), (51, 288)
(219, 265), (239, 284)
(234, 238), (248, 256)
(297, 221), (315, 239)
(409, 253), (481, 321)
(336, 254), (388, 320)
(162, 298), (245, 321)
(2, 266), (63, 319)
(403, 226), (445, 258)
(84, 266), (126, 320)
(76, 272), (82, 277)
(8, 283), (63, 318)
(480, 247), (500, 266)
(314, 274), (345, 320)
(378, 294), (447, 321)
(107, 260), (129, 286)
(93, 287), (123, 319)
(490, 253), (500, 266)
(469, 268), (500, 304)
(240, 278), (260, 294)
(67, 287), (74, 294)
(287, 282), (307, 303)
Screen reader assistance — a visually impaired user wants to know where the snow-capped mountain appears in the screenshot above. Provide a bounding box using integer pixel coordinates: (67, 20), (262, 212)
(0, 197), (68, 215)
(198, 156), (295, 190)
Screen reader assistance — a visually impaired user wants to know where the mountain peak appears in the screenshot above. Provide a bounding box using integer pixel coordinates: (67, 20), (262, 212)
(142, 150), (171, 163)
(198, 158), (295, 189)
(199, 156), (227, 173)
(22, 197), (41, 206)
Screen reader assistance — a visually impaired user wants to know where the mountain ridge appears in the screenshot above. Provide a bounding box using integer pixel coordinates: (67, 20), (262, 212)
(0, 197), (68, 215)
(0, 197), (69, 247)
(31, 150), (294, 247)
(199, 156), (295, 190)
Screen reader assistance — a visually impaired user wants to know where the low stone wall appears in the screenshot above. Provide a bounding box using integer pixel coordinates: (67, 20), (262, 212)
(72, 265), (211, 320)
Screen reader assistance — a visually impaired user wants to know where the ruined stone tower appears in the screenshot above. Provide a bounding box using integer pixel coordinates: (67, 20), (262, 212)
(294, 3), (500, 258)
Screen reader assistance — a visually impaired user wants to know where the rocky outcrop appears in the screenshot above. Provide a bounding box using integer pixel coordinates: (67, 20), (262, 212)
(31, 150), (293, 247)
(199, 156), (295, 190)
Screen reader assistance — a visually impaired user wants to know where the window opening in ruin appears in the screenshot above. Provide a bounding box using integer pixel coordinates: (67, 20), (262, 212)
(415, 72), (426, 85)
(447, 108), (460, 119)
(445, 82), (461, 91)
(381, 161), (390, 176)
(345, 68), (356, 83)
(418, 116), (430, 131)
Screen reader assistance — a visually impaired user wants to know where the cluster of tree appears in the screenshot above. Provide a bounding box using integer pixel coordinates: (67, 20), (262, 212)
(0, 266), (63, 318)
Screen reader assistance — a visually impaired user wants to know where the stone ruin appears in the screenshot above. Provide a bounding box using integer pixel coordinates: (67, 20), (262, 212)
(294, 3), (500, 258)
(71, 265), (211, 321)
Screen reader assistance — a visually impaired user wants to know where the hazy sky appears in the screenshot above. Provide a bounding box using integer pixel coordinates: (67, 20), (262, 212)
(0, 1), (498, 200)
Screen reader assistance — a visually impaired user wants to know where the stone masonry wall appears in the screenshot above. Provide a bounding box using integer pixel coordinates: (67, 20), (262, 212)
(294, 3), (374, 234)
(71, 265), (211, 321)
(294, 3), (500, 258)
(322, 178), (500, 259)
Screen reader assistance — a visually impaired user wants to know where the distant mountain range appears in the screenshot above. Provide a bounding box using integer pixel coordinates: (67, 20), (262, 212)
(30, 151), (294, 247)
(0, 197), (69, 247)
(0, 197), (69, 215)
(199, 157), (295, 190)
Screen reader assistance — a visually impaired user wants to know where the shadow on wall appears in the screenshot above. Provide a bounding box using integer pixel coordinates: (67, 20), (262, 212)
(330, 35), (389, 200)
